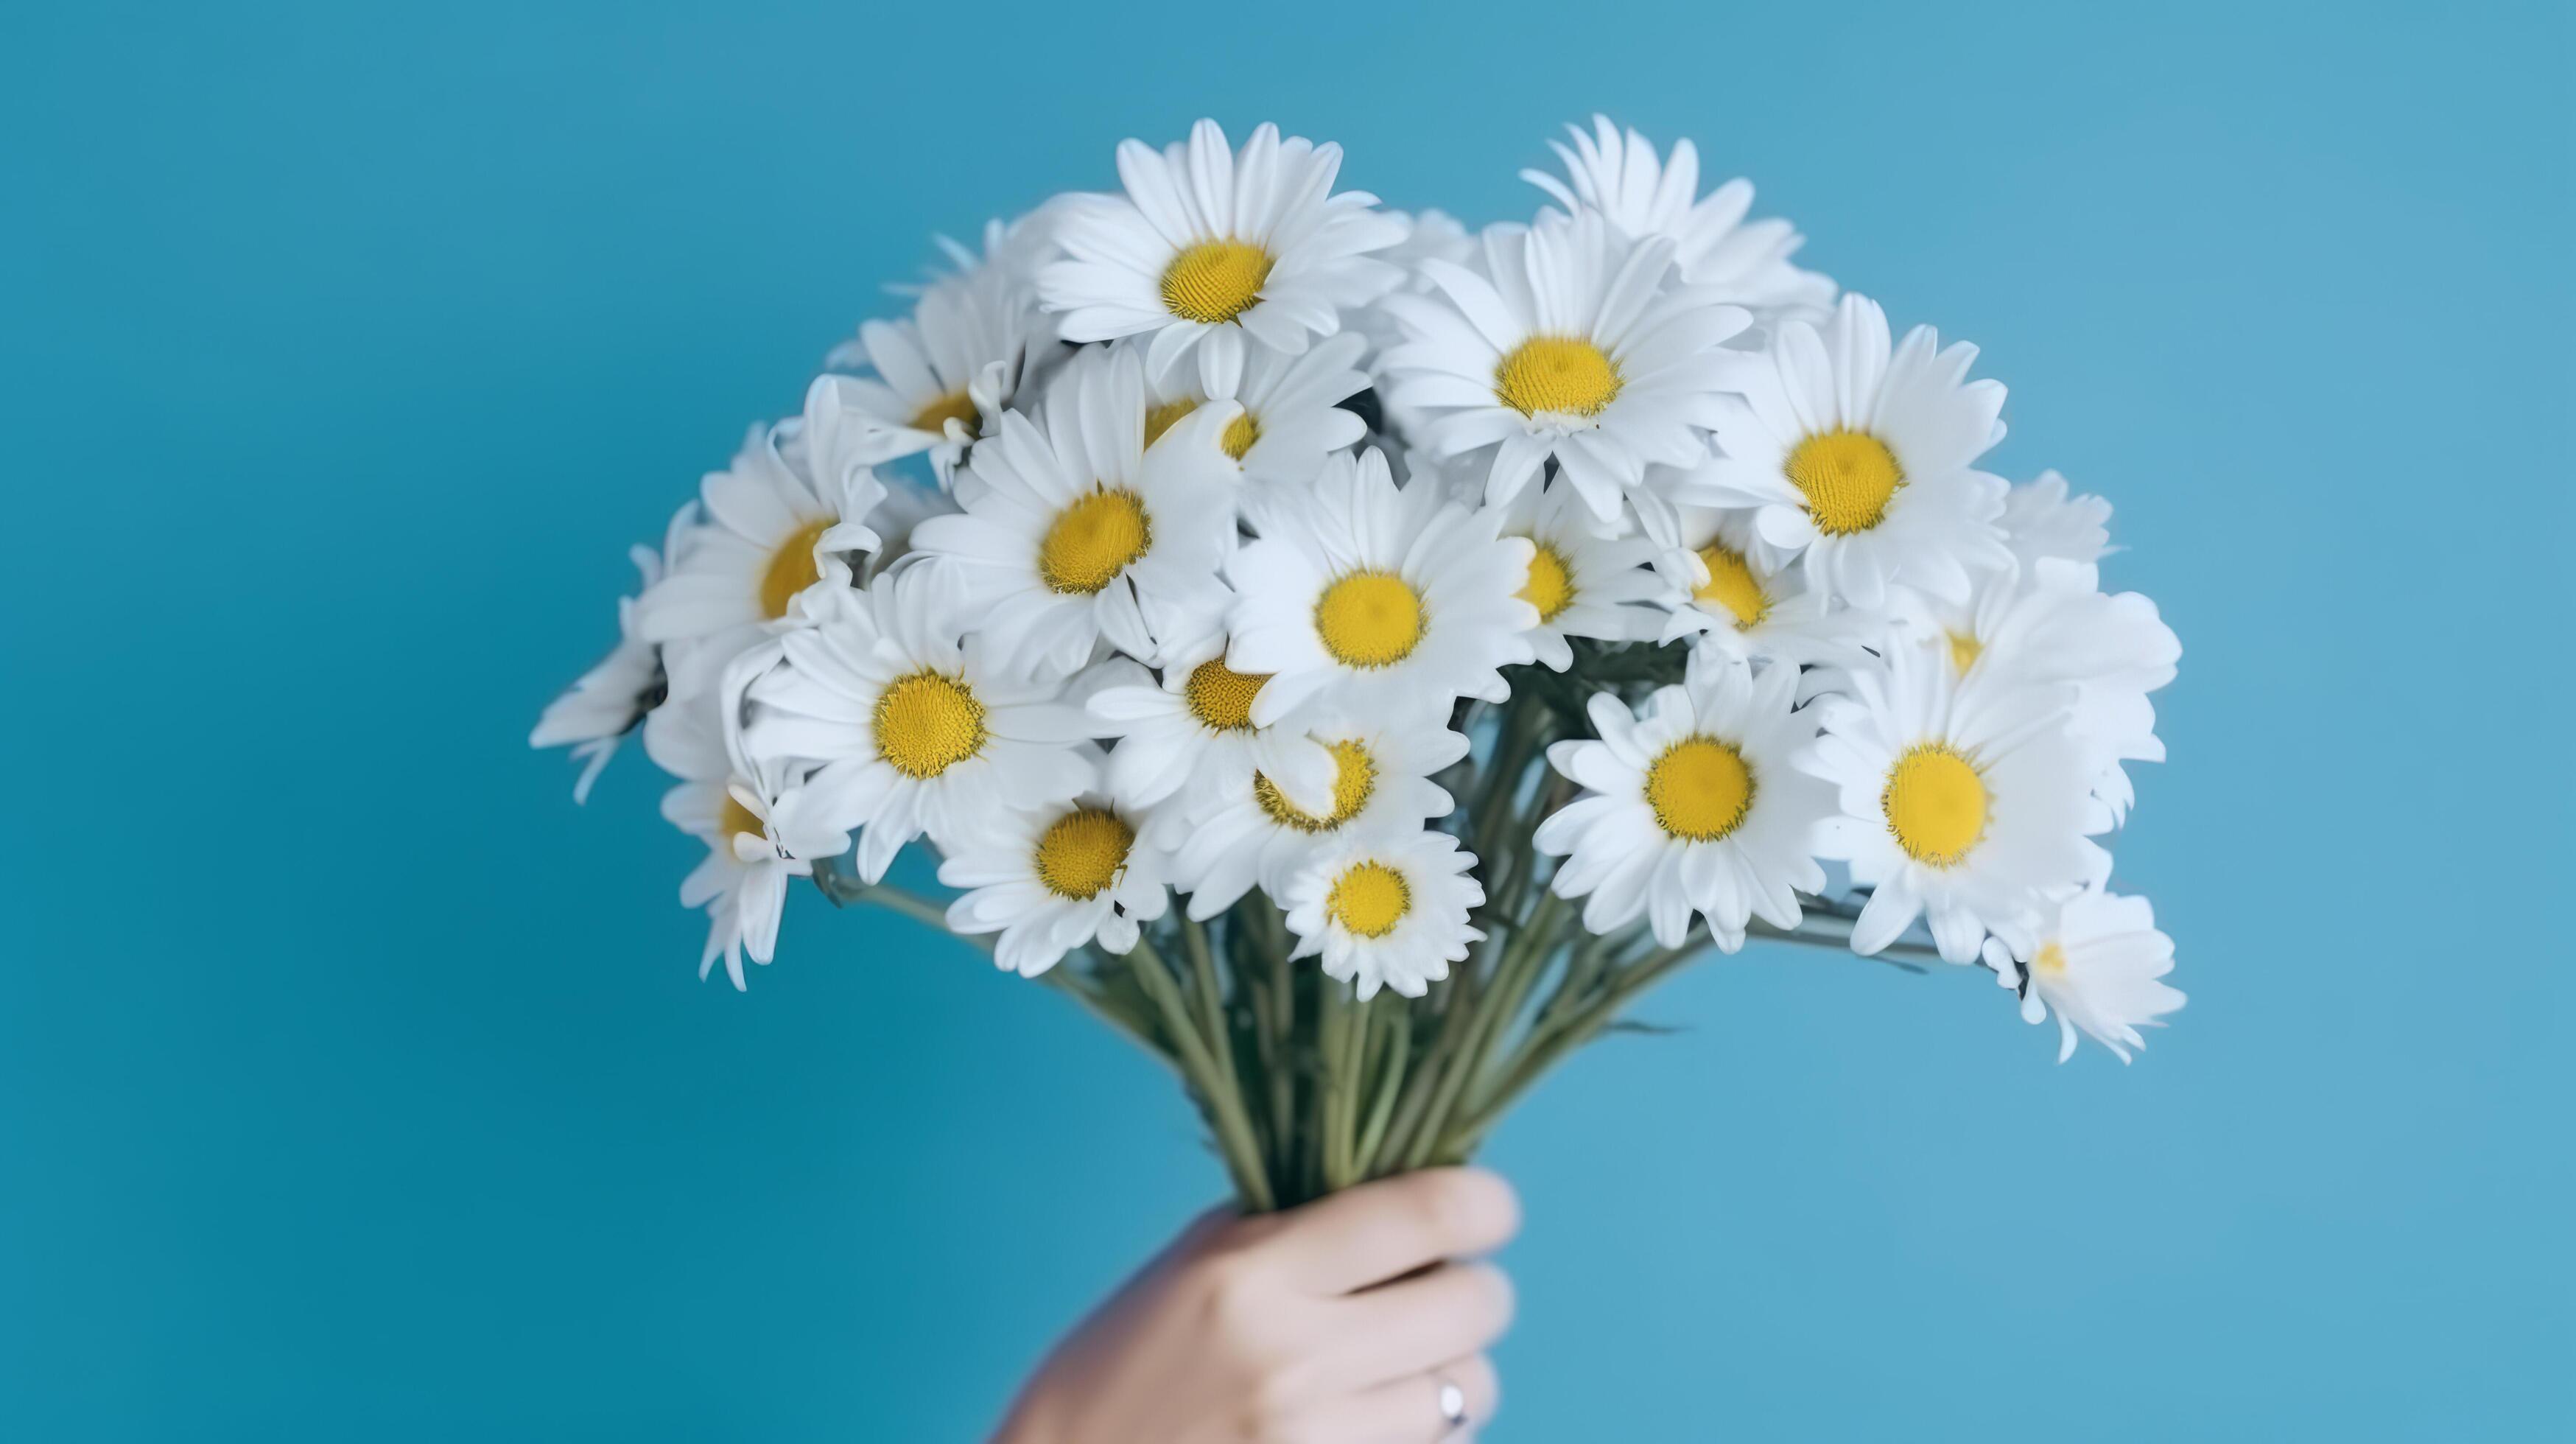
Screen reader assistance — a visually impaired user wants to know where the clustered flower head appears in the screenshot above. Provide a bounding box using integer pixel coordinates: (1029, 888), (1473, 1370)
(536, 116), (2184, 1062)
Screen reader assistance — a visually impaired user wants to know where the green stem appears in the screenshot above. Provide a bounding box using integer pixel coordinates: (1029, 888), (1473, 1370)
(1317, 982), (1353, 1191)
(1372, 964), (1478, 1174)
(1468, 699), (1548, 868)
(1036, 966), (1169, 1064)
(838, 880), (985, 950)
(1124, 934), (1275, 1212)
(1354, 1001), (1411, 1177)
(832, 878), (1193, 1063)
(1179, 914), (1245, 1132)
(1442, 938), (1703, 1156)
(1404, 889), (1565, 1171)
(1443, 918), (1949, 1157)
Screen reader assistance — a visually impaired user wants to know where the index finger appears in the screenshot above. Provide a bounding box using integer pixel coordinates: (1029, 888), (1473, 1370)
(1250, 1168), (1521, 1296)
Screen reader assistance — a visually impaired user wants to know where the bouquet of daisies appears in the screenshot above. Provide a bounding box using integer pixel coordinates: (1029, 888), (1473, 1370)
(535, 117), (2184, 1210)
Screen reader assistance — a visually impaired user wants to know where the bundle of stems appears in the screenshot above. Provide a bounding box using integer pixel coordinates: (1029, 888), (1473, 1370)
(818, 641), (1939, 1212)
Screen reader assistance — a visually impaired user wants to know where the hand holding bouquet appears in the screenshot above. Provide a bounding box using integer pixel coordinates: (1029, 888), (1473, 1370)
(536, 117), (2184, 1210)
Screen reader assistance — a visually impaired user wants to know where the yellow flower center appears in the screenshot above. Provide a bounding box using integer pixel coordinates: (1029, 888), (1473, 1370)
(1518, 540), (1574, 623)
(1326, 861), (1411, 938)
(1161, 239), (1273, 323)
(1038, 488), (1152, 595)
(1644, 736), (1756, 842)
(1882, 743), (1988, 867)
(873, 670), (988, 779)
(1033, 807), (1134, 900)
(1691, 542), (1769, 629)
(1253, 738), (1376, 833)
(1494, 336), (1622, 418)
(2029, 940), (2068, 978)
(1946, 630), (1983, 676)
(1183, 657), (1267, 732)
(1143, 397), (1199, 449)
(1221, 410), (1260, 461)
(909, 389), (981, 441)
(1786, 429), (1903, 535)
(1314, 571), (1425, 668)
(717, 794), (765, 847)
(759, 519), (834, 620)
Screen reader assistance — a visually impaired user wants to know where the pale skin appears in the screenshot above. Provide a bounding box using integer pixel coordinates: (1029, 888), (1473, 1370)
(991, 1168), (1521, 1444)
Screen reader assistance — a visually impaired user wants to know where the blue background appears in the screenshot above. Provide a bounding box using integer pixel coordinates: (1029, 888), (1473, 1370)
(4, 1), (2568, 1437)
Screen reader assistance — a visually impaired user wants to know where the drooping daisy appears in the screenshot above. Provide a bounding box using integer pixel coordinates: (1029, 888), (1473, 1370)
(814, 259), (1040, 483)
(1800, 635), (2108, 964)
(740, 570), (1098, 883)
(1887, 556), (2180, 823)
(1676, 293), (2012, 609)
(1143, 329), (1370, 506)
(1534, 656), (1834, 948)
(1282, 827), (1484, 1000)
(1226, 446), (1538, 725)
(1084, 629), (1339, 817)
(636, 423), (885, 699)
(1649, 505), (1879, 673)
(911, 346), (1240, 676)
(1489, 474), (1664, 671)
(1983, 887), (2183, 1062)
(1522, 115), (1835, 320)
(1038, 119), (1405, 384)
(2000, 469), (2113, 569)
(937, 784), (1172, 978)
(531, 508), (684, 802)
(1161, 709), (1469, 921)
(642, 693), (846, 989)
(1379, 208), (1748, 529)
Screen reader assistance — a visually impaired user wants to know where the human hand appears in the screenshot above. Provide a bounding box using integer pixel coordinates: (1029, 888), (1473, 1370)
(991, 1168), (1520, 1443)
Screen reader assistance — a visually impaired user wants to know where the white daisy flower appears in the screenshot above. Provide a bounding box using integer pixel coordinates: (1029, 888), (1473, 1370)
(1490, 475), (1663, 671)
(642, 692), (845, 989)
(2001, 469), (2113, 569)
(899, 207), (1067, 304)
(1038, 119), (1405, 385)
(937, 785), (1172, 978)
(1380, 208), (1749, 530)
(814, 258), (1041, 484)
(1650, 505), (1879, 673)
(1676, 293), (2012, 609)
(635, 422), (885, 699)
(911, 346), (1240, 676)
(1162, 709), (1469, 921)
(740, 570), (1098, 883)
(1283, 827), (1484, 1000)
(1084, 629), (1338, 817)
(1522, 115), (1835, 320)
(1889, 556), (2180, 823)
(1983, 887), (2184, 1063)
(1143, 329), (1370, 509)
(1226, 446), (1538, 726)
(531, 507), (687, 802)
(1800, 636), (2108, 964)
(902, 206), (1086, 395)
(1534, 656), (1834, 948)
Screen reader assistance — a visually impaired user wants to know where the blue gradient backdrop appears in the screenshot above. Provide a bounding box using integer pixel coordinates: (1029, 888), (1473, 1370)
(4, 1), (2568, 1438)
